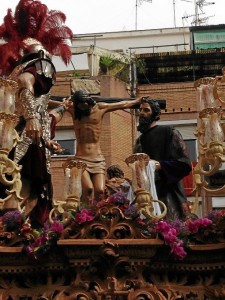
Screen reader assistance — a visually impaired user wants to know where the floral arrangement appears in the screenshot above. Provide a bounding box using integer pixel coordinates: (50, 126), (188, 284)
(0, 194), (225, 260)
(0, 210), (63, 259)
(151, 217), (213, 260)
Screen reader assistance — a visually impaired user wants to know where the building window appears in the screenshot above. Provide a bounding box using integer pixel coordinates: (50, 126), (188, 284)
(52, 139), (76, 156)
(184, 139), (197, 162)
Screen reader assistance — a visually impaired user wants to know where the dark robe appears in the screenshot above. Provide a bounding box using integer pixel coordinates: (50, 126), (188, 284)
(134, 125), (192, 220)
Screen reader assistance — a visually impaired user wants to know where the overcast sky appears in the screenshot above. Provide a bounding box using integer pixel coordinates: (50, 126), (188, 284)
(0, 0), (224, 34)
(0, 0), (223, 72)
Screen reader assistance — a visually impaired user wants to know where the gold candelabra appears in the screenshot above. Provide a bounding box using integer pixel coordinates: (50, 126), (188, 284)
(125, 153), (167, 220)
(50, 159), (87, 222)
(0, 79), (22, 210)
(193, 70), (225, 198)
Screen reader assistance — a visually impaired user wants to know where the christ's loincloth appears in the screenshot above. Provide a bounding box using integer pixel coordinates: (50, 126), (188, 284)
(74, 156), (106, 174)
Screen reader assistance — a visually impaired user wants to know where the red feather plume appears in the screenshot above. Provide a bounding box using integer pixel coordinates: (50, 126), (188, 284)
(0, 0), (73, 76)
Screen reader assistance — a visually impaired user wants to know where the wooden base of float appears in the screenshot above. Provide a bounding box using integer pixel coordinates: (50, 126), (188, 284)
(0, 239), (224, 299)
(0, 203), (225, 299)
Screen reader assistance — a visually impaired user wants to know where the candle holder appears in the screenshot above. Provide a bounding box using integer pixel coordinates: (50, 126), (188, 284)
(194, 75), (225, 196)
(0, 79), (22, 210)
(125, 153), (167, 220)
(63, 159), (87, 210)
(50, 159), (87, 222)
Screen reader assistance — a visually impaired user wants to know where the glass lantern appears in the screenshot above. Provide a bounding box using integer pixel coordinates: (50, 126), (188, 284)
(0, 80), (18, 152)
(63, 159), (87, 210)
(196, 82), (218, 112)
(204, 112), (224, 144)
(125, 153), (150, 193)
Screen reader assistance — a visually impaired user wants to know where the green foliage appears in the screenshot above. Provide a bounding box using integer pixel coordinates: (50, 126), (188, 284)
(72, 70), (81, 77)
(135, 55), (147, 75)
(99, 55), (124, 75)
(99, 53), (147, 84)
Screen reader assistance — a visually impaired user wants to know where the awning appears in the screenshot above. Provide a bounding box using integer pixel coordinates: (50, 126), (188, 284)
(193, 29), (225, 49)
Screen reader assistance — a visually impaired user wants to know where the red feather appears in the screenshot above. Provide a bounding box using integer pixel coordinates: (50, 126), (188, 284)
(0, 0), (73, 74)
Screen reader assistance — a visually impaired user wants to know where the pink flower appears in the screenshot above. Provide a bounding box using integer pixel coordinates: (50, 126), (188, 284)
(155, 220), (171, 234)
(187, 218), (212, 234)
(75, 209), (95, 224)
(49, 221), (64, 234)
(187, 220), (199, 233)
(197, 218), (212, 228)
(164, 228), (178, 244)
(32, 234), (49, 247)
(170, 240), (187, 260)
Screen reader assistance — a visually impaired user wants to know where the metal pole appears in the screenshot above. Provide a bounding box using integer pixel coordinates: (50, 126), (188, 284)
(173, 0), (177, 27)
(135, 0), (138, 30)
(194, 0), (198, 25)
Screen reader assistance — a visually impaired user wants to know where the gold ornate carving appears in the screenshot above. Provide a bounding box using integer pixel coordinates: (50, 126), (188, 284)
(0, 79), (23, 210)
(193, 69), (225, 199)
(0, 150), (23, 210)
(61, 204), (158, 240)
(134, 188), (167, 220)
(50, 159), (87, 222)
(126, 153), (167, 220)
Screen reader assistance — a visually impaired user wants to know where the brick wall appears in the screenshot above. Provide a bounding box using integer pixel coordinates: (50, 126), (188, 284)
(99, 75), (133, 178)
(138, 82), (197, 113)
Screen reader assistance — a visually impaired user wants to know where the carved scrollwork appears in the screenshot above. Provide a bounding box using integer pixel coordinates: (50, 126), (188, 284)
(0, 231), (24, 247)
(0, 150), (23, 210)
(61, 204), (153, 240)
(134, 189), (167, 220)
(128, 287), (168, 300)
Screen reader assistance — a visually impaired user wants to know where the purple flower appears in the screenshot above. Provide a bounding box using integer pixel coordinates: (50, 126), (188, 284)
(2, 210), (23, 231)
(125, 205), (138, 216)
(207, 209), (225, 221)
(25, 245), (36, 259)
(171, 219), (186, 231)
